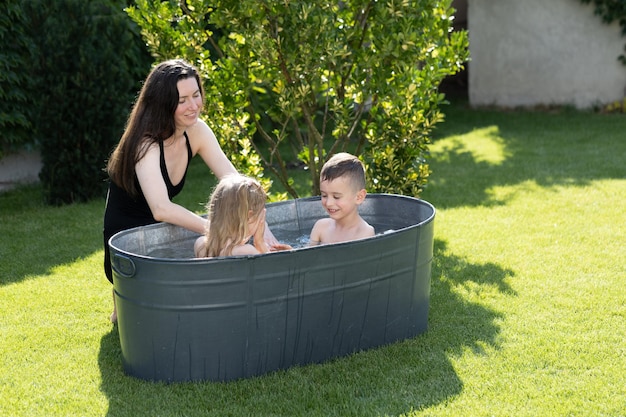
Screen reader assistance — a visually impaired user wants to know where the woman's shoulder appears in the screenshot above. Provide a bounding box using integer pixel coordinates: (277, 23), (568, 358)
(186, 119), (218, 151)
(186, 118), (213, 138)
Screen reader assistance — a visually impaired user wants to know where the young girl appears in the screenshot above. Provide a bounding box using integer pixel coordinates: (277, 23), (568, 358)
(194, 174), (291, 257)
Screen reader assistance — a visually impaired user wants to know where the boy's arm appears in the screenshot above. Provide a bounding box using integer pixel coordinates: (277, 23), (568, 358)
(308, 219), (324, 246)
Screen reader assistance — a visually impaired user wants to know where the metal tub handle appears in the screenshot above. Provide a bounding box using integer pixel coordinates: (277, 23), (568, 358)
(112, 253), (136, 278)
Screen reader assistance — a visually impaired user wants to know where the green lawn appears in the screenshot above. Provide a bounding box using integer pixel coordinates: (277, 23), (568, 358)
(1, 101), (624, 416)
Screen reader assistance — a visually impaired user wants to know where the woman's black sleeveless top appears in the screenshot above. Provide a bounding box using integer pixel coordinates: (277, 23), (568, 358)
(103, 132), (193, 240)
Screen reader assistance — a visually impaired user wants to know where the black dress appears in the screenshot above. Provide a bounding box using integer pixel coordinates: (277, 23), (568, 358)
(102, 133), (192, 283)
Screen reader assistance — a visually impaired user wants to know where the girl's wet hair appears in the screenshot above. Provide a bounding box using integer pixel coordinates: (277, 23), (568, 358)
(203, 174), (267, 257)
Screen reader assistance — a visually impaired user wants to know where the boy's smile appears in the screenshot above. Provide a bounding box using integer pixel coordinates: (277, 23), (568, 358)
(320, 176), (359, 220)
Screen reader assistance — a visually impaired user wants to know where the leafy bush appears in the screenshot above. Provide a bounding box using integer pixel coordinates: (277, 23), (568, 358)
(0, 2), (37, 158)
(25, 0), (151, 205)
(127, 0), (469, 198)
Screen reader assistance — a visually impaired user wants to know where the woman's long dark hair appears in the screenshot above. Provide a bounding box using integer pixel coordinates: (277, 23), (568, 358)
(106, 59), (204, 196)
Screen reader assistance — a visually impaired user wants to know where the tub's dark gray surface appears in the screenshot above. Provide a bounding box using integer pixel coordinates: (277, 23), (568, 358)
(109, 193), (435, 382)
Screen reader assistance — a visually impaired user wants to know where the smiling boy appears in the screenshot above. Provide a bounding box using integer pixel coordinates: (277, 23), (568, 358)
(309, 153), (375, 245)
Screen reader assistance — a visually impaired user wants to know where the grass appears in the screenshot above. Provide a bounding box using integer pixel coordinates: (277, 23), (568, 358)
(1, 100), (625, 416)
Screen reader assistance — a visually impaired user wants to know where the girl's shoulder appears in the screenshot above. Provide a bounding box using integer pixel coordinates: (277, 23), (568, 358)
(230, 243), (260, 256)
(193, 235), (208, 258)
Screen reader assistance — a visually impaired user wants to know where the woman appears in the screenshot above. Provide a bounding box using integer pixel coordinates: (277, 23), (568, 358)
(103, 59), (274, 323)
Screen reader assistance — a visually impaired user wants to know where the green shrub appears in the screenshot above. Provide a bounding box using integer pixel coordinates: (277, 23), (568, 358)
(127, 0), (469, 198)
(0, 2), (37, 158)
(581, 0), (626, 64)
(25, 0), (151, 205)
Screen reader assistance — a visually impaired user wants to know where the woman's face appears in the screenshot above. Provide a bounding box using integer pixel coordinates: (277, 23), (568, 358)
(174, 77), (203, 130)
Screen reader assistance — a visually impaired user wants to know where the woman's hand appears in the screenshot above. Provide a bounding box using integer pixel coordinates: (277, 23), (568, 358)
(270, 243), (293, 251)
(263, 222), (279, 247)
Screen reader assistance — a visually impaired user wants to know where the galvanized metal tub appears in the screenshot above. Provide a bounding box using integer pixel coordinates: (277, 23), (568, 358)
(108, 193), (435, 382)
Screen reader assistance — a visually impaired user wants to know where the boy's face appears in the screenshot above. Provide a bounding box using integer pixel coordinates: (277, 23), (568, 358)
(319, 176), (365, 220)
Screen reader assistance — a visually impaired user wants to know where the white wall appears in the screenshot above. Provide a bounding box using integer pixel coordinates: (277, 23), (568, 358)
(0, 150), (42, 192)
(468, 0), (626, 108)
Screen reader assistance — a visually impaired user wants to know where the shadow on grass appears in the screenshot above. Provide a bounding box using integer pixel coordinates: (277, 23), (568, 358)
(0, 183), (105, 286)
(98, 238), (514, 417)
(426, 101), (626, 209)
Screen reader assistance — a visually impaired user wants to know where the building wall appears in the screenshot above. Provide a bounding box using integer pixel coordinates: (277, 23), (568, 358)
(468, 0), (626, 108)
(0, 150), (42, 192)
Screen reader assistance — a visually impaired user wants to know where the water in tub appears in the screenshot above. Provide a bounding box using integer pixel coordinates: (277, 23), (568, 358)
(146, 228), (394, 259)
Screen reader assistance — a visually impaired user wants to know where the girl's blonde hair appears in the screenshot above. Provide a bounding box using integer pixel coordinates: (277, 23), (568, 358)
(201, 174), (267, 257)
